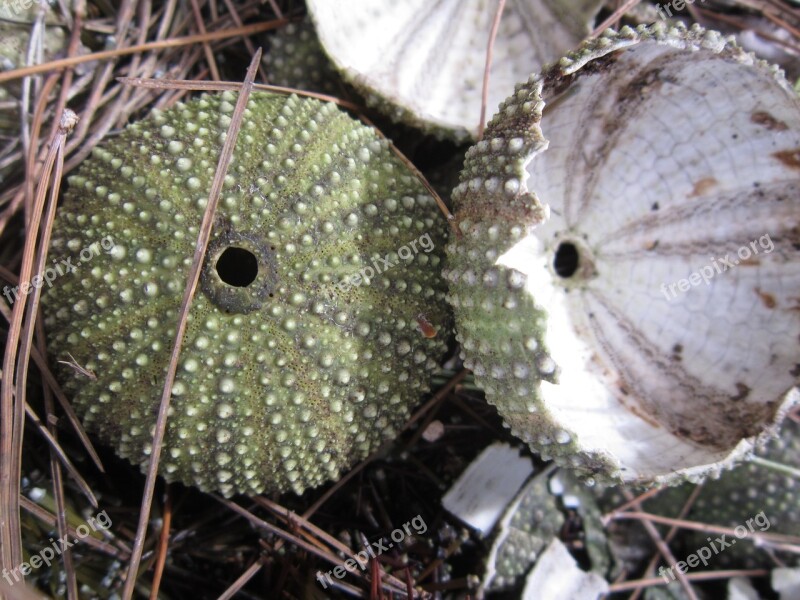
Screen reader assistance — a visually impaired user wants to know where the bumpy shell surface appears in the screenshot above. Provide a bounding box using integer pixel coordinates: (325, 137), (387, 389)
(262, 19), (341, 96)
(43, 91), (450, 496)
(481, 469), (610, 594)
(306, 0), (604, 141)
(445, 23), (800, 484)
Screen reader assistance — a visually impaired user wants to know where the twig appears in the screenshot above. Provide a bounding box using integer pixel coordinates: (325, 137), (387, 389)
(620, 490), (699, 600)
(0, 108), (77, 578)
(120, 50), (262, 600)
(478, 0), (506, 140)
(591, 0), (642, 37)
(148, 487), (173, 600)
(0, 21), (284, 84)
(609, 569), (770, 592)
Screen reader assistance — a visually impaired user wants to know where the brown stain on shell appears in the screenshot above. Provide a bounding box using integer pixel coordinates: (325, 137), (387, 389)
(751, 111), (789, 131)
(416, 313), (437, 338)
(773, 149), (800, 169)
(755, 287), (777, 309)
(688, 177), (718, 198)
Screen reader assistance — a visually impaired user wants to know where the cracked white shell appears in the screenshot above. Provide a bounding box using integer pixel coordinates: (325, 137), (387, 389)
(305, 0), (604, 140)
(445, 24), (800, 485)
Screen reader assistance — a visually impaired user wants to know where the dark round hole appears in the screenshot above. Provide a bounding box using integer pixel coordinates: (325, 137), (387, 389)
(216, 247), (258, 287)
(554, 242), (579, 278)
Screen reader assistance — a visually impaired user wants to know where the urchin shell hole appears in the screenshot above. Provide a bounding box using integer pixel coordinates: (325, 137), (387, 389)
(216, 247), (258, 287)
(554, 242), (579, 278)
(201, 231), (278, 314)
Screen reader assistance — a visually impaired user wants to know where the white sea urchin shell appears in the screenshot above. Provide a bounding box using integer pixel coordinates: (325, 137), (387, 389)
(445, 23), (800, 485)
(306, 0), (605, 140)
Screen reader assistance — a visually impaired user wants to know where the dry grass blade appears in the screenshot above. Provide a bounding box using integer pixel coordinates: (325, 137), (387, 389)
(216, 559), (263, 600)
(625, 484), (703, 600)
(619, 490), (700, 600)
(117, 76), (363, 110)
(0, 108), (77, 577)
(0, 21), (284, 85)
(0, 301), (104, 473)
(22, 402), (97, 507)
(611, 512), (800, 547)
(120, 49), (262, 600)
(19, 496), (130, 558)
(148, 486), (173, 600)
(591, 0), (642, 36)
(478, 0), (506, 141)
(189, 0), (222, 80)
(217, 497), (413, 597)
(609, 569), (771, 592)
(39, 329), (78, 600)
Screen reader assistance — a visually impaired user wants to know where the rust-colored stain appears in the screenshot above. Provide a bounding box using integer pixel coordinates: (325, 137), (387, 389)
(416, 313), (437, 338)
(739, 257), (760, 266)
(688, 177), (718, 198)
(751, 111), (789, 131)
(755, 287), (777, 309)
(773, 149), (800, 169)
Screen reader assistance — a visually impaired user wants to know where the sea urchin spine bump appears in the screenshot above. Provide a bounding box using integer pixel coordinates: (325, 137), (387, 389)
(43, 91), (451, 497)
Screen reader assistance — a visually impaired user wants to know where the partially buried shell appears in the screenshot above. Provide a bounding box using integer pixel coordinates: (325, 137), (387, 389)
(305, 0), (604, 140)
(262, 18), (341, 96)
(43, 91), (450, 497)
(445, 23), (800, 484)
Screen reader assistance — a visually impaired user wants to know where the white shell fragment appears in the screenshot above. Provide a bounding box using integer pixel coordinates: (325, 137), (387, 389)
(445, 23), (800, 485)
(521, 539), (609, 600)
(773, 568), (800, 600)
(441, 443), (534, 536)
(306, 0), (604, 140)
(479, 467), (564, 594)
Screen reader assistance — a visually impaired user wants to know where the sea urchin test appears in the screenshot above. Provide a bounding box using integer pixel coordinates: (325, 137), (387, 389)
(43, 91), (450, 496)
(445, 23), (800, 485)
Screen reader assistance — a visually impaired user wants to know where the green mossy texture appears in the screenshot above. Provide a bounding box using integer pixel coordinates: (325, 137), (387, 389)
(263, 19), (341, 96)
(43, 91), (451, 496)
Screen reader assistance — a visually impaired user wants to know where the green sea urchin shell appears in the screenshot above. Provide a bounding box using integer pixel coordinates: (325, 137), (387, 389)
(445, 23), (800, 485)
(263, 19), (341, 96)
(42, 91), (450, 496)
